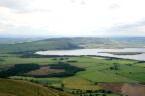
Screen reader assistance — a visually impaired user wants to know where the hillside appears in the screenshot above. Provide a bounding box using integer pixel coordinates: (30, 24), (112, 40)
(0, 38), (80, 53)
(68, 37), (145, 48)
(0, 78), (73, 96)
(0, 37), (145, 53)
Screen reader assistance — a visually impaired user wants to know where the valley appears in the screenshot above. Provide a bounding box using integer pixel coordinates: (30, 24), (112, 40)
(0, 37), (145, 96)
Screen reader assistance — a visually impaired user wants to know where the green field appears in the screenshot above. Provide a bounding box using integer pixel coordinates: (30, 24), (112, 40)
(1, 54), (145, 83)
(0, 54), (145, 96)
(1, 37), (145, 96)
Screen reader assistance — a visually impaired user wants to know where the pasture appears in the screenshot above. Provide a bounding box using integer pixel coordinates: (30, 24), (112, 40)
(1, 53), (145, 96)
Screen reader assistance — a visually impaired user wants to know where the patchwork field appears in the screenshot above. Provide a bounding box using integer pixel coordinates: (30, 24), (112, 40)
(0, 52), (145, 96)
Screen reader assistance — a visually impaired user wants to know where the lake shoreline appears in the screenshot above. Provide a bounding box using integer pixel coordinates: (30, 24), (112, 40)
(35, 48), (145, 61)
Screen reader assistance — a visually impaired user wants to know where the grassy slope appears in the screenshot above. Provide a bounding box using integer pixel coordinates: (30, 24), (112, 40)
(0, 38), (80, 53)
(0, 78), (73, 96)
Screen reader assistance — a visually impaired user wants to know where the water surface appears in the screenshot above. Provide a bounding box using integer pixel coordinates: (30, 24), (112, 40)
(36, 48), (145, 61)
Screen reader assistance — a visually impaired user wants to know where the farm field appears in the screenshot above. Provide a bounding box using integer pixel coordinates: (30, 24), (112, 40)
(1, 52), (145, 95)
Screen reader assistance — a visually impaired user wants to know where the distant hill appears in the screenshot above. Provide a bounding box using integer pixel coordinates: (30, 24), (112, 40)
(0, 79), (73, 96)
(68, 37), (145, 48)
(0, 38), (80, 53)
(0, 37), (145, 53)
(0, 38), (41, 44)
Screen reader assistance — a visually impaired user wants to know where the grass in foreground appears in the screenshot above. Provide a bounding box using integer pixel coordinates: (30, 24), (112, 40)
(0, 78), (73, 96)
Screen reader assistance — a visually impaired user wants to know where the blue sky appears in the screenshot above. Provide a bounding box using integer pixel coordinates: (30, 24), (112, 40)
(0, 0), (145, 37)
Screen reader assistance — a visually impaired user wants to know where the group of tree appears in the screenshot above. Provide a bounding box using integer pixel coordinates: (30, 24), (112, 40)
(0, 63), (40, 78)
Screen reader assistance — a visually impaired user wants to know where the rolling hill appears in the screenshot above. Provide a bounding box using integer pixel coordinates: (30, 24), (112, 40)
(0, 37), (145, 53)
(0, 78), (73, 96)
(68, 37), (145, 48)
(0, 38), (80, 53)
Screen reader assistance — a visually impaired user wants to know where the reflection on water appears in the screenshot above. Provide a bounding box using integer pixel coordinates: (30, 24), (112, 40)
(36, 48), (145, 61)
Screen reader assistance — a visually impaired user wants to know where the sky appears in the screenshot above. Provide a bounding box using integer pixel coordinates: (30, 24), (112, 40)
(0, 0), (145, 38)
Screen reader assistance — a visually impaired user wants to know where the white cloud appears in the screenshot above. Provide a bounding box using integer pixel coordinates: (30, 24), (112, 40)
(0, 0), (145, 37)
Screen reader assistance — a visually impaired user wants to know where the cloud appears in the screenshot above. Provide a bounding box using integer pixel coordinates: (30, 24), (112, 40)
(0, 0), (145, 37)
(109, 20), (145, 31)
(109, 3), (120, 10)
(0, 0), (32, 11)
(104, 20), (145, 37)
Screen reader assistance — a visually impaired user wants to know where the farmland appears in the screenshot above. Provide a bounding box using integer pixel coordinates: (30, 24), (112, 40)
(0, 37), (145, 96)
(1, 52), (145, 95)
